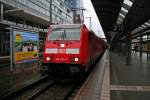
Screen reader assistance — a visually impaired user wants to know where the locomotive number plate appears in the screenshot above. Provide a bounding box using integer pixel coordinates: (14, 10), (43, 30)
(58, 49), (65, 53)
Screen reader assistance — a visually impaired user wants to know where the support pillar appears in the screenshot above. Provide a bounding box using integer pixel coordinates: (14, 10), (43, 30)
(49, 0), (52, 24)
(140, 34), (143, 57)
(10, 28), (13, 72)
(81, 9), (85, 24)
(147, 34), (150, 59)
(126, 32), (132, 65)
(0, 3), (3, 21)
(147, 35), (148, 59)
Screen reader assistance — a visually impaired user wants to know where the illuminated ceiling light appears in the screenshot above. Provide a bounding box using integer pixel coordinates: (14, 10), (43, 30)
(119, 13), (125, 18)
(132, 26), (144, 34)
(138, 27), (143, 31)
(117, 0), (133, 25)
(143, 29), (150, 34)
(121, 7), (128, 13)
(123, 0), (133, 7)
(141, 25), (146, 28)
(143, 35), (147, 38)
(139, 27), (143, 29)
(145, 22), (150, 26)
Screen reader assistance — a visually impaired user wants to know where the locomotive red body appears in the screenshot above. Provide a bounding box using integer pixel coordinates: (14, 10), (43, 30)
(42, 24), (106, 76)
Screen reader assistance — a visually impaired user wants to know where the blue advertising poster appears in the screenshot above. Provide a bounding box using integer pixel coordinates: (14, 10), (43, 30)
(13, 30), (39, 64)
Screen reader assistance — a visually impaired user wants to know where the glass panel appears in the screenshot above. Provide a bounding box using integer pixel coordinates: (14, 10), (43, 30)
(0, 32), (10, 57)
(0, 31), (11, 98)
(48, 28), (80, 40)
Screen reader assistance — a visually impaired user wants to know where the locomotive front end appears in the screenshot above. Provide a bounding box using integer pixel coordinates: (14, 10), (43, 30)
(43, 25), (82, 65)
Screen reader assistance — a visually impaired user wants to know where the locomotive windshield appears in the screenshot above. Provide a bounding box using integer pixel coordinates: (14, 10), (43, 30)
(48, 28), (80, 40)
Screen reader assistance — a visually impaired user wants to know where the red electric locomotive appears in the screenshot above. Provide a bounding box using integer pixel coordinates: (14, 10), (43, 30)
(42, 24), (106, 78)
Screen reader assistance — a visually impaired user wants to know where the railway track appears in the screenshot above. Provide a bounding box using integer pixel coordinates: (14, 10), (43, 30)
(31, 67), (96, 100)
(2, 60), (98, 100)
(3, 75), (54, 100)
(3, 75), (83, 100)
(34, 83), (80, 100)
(12, 82), (81, 100)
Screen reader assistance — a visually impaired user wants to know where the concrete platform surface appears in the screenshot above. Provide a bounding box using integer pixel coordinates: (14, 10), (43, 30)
(110, 52), (150, 100)
(74, 50), (109, 100)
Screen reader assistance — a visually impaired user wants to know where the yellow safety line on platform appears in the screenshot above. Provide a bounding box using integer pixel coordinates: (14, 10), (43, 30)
(100, 53), (110, 100)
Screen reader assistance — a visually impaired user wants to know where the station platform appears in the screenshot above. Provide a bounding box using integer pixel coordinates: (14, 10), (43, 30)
(110, 51), (150, 100)
(74, 50), (150, 100)
(74, 50), (110, 100)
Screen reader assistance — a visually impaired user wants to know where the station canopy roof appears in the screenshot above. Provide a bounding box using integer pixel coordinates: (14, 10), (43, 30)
(1, 2), (49, 29)
(91, 0), (150, 41)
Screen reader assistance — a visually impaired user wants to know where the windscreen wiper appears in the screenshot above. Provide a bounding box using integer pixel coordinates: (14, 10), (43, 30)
(60, 30), (66, 40)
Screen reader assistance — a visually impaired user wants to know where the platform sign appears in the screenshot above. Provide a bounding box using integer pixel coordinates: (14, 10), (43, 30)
(13, 30), (39, 64)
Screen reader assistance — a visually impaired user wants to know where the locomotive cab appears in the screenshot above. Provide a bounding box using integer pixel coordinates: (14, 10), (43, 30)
(43, 25), (82, 63)
(43, 24), (87, 75)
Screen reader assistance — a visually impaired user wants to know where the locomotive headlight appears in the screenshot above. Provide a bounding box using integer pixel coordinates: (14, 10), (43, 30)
(46, 57), (50, 61)
(74, 58), (79, 62)
(60, 44), (65, 47)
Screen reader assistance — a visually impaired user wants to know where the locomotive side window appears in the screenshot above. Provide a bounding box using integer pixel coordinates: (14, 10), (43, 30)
(48, 28), (80, 40)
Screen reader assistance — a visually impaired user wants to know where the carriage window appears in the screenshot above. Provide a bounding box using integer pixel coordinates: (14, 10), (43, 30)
(48, 28), (80, 40)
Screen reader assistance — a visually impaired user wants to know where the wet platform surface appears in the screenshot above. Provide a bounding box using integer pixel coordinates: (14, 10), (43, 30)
(111, 91), (150, 100)
(74, 50), (109, 100)
(110, 52), (150, 100)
